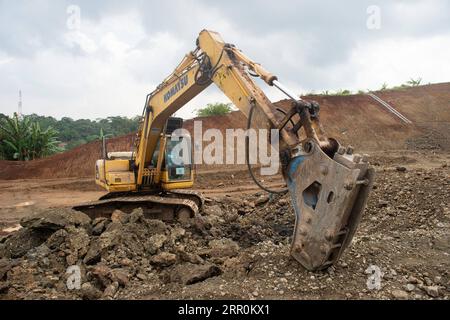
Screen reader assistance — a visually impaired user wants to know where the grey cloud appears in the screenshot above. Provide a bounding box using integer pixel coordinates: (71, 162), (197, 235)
(0, 0), (449, 119)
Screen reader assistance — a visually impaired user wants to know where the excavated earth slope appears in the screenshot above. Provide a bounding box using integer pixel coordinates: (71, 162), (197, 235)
(0, 83), (449, 180)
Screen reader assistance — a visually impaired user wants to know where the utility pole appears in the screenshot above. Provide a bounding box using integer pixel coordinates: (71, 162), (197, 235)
(18, 90), (23, 118)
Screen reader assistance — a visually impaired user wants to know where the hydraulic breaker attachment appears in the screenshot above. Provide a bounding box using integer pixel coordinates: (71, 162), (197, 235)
(285, 140), (374, 270)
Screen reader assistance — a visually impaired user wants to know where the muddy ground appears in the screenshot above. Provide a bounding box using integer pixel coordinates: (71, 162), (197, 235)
(0, 150), (449, 300)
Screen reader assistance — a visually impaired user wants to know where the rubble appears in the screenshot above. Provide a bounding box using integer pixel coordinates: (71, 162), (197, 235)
(166, 263), (222, 285)
(391, 289), (409, 299)
(0, 154), (449, 300)
(20, 209), (91, 231)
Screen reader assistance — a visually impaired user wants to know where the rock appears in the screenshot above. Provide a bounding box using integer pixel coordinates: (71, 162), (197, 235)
(204, 205), (223, 216)
(168, 263), (222, 285)
(99, 229), (121, 249)
(0, 281), (9, 293)
(150, 252), (177, 267)
(25, 243), (50, 262)
(247, 201), (256, 208)
(45, 229), (68, 249)
(424, 286), (440, 298)
(405, 284), (415, 292)
(105, 222), (122, 232)
(92, 218), (109, 236)
(222, 257), (241, 271)
(0, 228), (52, 258)
(170, 227), (186, 241)
(0, 258), (15, 280)
(391, 289), (409, 300)
(237, 208), (249, 215)
(103, 281), (119, 298)
(136, 273), (147, 281)
(396, 166), (407, 172)
(129, 208), (145, 224)
(255, 195), (270, 206)
(109, 268), (129, 287)
(205, 238), (240, 258)
(21, 209), (91, 231)
(145, 219), (168, 235)
(179, 251), (204, 264)
(84, 229), (121, 265)
(111, 210), (129, 224)
(252, 291), (259, 297)
(66, 226), (90, 259)
(119, 258), (133, 267)
(378, 200), (389, 208)
(192, 215), (211, 233)
(92, 217), (107, 226)
(80, 282), (102, 300)
(90, 264), (112, 288)
(224, 212), (239, 223)
(408, 276), (420, 284)
(145, 234), (167, 255)
(434, 276), (442, 284)
(83, 242), (102, 265)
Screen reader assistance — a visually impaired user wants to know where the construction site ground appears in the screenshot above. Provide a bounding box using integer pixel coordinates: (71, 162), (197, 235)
(0, 83), (449, 300)
(0, 150), (449, 300)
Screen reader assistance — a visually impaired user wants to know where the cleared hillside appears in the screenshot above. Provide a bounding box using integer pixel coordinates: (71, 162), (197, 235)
(1, 82), (449, 180)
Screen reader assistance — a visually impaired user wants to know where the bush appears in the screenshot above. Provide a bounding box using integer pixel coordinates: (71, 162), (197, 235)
(195, 103), (233, 117)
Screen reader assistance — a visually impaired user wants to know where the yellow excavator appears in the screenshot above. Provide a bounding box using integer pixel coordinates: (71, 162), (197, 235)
(74, 30), (374, 271)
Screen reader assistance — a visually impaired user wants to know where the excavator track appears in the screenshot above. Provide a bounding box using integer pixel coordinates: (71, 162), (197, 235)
(73, 190), (204, 222)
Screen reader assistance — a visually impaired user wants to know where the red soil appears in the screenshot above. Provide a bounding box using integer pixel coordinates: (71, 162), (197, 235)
(1, 82), (449, 180)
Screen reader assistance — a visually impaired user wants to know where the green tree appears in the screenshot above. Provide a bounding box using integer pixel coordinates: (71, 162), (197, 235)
(28, 122), (62, 159)
(406, 77), (422, 87)
(335, 89), (352, 96)
(0, 113), (61, 160)
(196, 103), (233, 117)
(0, 113), (32, 160)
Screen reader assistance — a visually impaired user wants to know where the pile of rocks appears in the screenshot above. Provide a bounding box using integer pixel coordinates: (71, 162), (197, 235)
(0, 206), (242, 299)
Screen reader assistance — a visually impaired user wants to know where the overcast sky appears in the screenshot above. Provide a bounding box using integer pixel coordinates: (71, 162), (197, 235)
(1, 0), (449, 120)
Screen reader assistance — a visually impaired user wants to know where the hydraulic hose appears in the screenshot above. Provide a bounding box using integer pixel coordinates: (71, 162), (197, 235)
(246, 103), (288, 194)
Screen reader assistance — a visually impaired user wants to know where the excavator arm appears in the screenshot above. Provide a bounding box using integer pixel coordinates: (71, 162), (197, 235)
(128, 30), (374, 270)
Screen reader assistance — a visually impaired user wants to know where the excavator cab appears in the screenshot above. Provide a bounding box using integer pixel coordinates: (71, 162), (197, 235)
(153, 134), (194, 190)
(161, 136), (193, 187)
(149, 117), (194, 190)
(94, 117), (193, 193)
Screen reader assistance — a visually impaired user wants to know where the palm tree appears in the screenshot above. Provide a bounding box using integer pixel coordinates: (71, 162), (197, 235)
(407, 77), (422, 87)
(0, 113), (61, 160)
(28, 122), (62, 159)
(0, 113), (31, 160)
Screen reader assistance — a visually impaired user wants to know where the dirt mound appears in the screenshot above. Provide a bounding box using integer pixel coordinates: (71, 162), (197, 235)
(1, 82), (449, 180)
(0, 134), (135, 180)
(0, 194), (290, 299)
